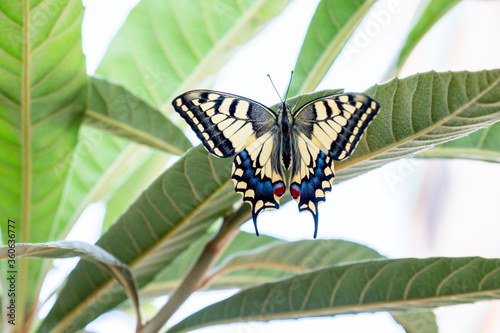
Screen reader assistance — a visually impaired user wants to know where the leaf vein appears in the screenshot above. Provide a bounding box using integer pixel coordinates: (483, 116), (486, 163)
(329, 265), (356, 307)
(435, 257), (479, 296)
(403, 258), (444, 300)
(161, 178), (186, 218)
(147, 4), (186, 81)
(359, 261), (397, 304)
(144, 190), (174, 227)
(478, 264), (500, 290)
(184, 159), (203, 202)
(300, 272), (322, 311)
(132, 203), (160, 241)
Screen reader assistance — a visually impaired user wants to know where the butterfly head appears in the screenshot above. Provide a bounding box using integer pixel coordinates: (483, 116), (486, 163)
(277, 101), (292, 114)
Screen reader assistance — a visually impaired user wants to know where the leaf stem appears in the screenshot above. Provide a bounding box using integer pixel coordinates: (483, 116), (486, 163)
(140, 205), (250, 333)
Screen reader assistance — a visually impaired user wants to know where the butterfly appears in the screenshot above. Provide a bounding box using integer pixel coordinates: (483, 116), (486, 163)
(172, 80), (379, 238)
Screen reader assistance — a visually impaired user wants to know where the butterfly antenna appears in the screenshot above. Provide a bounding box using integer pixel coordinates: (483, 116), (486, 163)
(267, 74), (283, 104)
(284, 70), (294, 102)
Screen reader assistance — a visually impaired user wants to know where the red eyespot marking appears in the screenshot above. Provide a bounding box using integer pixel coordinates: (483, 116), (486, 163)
(273, 183), (285, 196)
(291, 184), (300, 199)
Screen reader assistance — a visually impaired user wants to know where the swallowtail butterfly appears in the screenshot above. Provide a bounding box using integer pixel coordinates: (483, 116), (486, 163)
(173, 77), (379, 238)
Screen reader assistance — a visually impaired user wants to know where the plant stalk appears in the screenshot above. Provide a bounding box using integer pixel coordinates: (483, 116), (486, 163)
(140, 206), (250, 333)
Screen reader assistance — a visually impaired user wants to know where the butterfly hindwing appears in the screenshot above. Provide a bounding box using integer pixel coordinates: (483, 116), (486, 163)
(290, 93), (380, 237)
(173, 90), (276, 157)
(231, 131), (285, 235)
(290, 134), (335, 238)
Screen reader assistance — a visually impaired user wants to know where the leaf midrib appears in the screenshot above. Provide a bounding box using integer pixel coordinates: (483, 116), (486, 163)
(86, 109), (185, 155)
(418, 147), (500, 159)
(20, 0), (32, 325)
(338, 73), (500, 172)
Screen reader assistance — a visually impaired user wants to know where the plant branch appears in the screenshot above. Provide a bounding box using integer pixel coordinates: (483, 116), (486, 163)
(140, 205), (251, 333)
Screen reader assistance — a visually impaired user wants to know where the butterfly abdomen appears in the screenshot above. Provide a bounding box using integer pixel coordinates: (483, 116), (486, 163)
(279, 102), (294, 170)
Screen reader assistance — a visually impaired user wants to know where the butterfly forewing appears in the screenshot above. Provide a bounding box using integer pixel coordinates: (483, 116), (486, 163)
(293, 93), (380, 161)
(173, 90), (276, 157)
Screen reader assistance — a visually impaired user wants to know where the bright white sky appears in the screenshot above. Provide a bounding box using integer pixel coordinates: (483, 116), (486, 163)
(39, 1), (500, 332)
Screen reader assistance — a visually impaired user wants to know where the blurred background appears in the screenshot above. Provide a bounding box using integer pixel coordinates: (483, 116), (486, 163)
(41, 0), (500, 332)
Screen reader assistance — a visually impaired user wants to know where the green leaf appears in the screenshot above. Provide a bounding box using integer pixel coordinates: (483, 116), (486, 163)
(392, 311), (438, 333)
(207, 239), (436, 331)
(96, 0), (292, 109)
(39, 146), (239, 332)
(101, 151), (169, 232)
(207, 239), (382, 288)
(85, 77), (192, 155)
(335, 69), (500, 183)
(51, 126), (129, 236)
(0, 241), (141, 330)
(388, 0), (461, 77)
(169, 257), (500, 333)
(0, 0), (87, 319)
(417, 122), (500, 163)
(289, 0), (376, 96)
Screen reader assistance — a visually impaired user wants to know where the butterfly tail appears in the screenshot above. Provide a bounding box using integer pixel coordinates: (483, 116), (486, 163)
(251, 211), (260, 236)
(313, 212), (318, 239)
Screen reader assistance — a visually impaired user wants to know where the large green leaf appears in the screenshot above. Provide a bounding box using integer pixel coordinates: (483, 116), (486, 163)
(387, 0), (461, 77)
(206, 239), (382, 289)
(85, 77), (192, 155)
(417, 122), (500, 163)
(39, 146), (239, 332)
(289, 0), (376, 96)
(97, 0), (292, 109)
(0, 241), (141, 330)
(334, 69), (500, 183)
(169, 257), (500, 332)
(0, 0), (87, 322)
(206, 239), (437, 332)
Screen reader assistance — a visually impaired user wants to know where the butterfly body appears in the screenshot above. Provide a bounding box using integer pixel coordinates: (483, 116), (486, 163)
(173, 89), (380, 238)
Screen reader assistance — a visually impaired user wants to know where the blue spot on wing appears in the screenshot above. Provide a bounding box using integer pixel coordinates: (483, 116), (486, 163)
(232, 149), (283, 236)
